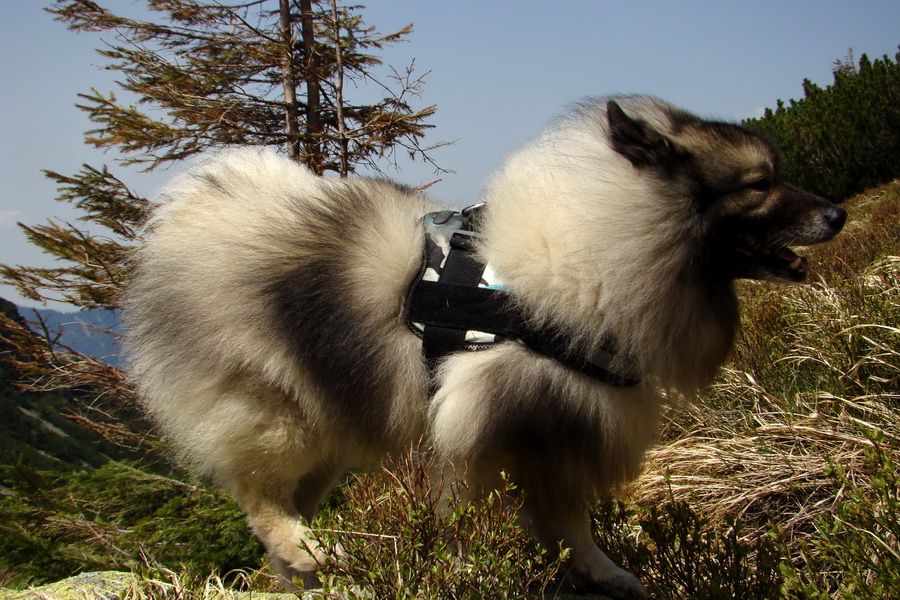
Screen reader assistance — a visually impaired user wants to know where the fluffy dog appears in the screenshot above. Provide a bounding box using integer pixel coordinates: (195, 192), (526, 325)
(124, 96), (846, 598)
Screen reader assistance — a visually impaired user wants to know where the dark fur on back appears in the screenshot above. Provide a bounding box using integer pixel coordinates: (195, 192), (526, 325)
(260, 185), (416, 442)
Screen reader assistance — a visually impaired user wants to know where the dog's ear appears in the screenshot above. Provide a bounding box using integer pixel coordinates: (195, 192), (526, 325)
(607, 100), (688, 171)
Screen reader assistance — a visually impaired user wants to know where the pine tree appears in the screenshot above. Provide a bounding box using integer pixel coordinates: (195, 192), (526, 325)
(0, 0), (444, 448)
(50, 0), (442, 175)
(743, 47), (900, 201)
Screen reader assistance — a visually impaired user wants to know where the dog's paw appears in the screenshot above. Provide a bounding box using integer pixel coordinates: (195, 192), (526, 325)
(270, 535), (339, 591)
(577, 569), (647, 599)
(562, 550), (648, 599)
(268, 554), (322, 591)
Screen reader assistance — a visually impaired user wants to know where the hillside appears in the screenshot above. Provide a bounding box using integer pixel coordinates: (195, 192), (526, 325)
(0, 180), (897, 597)
(0, 299), (138, 471)
(15, 304), (121, 366)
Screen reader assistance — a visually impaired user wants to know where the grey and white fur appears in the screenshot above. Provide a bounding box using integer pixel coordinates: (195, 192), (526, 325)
(124, 96), (846, 598)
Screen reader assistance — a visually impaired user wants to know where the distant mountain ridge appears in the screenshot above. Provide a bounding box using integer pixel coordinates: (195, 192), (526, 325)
(17, 304), (122, 366)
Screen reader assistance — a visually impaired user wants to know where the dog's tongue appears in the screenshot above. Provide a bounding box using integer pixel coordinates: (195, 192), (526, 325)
(776, 246), (809, 273)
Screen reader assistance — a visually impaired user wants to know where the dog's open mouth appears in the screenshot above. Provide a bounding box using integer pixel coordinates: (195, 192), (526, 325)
(732, 235), (810, 282)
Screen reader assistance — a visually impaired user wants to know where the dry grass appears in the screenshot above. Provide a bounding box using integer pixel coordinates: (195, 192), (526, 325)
(305, 181), (900, 598)
(306, 185), (900, 598)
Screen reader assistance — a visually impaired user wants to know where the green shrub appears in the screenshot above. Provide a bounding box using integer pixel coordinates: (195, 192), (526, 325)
(779, 432), (900, 599)
(314, 453), (567, 600)
(592, 497), (783, 600)
(744, 48), (900, 201)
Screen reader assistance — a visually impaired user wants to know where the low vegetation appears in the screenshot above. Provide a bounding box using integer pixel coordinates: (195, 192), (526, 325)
(1, 180), (897, 598)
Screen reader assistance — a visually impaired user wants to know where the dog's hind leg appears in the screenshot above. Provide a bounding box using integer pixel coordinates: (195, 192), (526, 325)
(449, 454), (647, 599)
(234, 461), (343, 590)
(521, 495), (647, 600)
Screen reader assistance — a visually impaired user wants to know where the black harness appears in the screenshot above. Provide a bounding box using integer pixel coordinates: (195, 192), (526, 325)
(405, 205), (640, 387)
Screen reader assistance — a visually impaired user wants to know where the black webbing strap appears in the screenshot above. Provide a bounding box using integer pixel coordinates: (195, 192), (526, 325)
(409, 278), (639, 387)
(420, 231), (488, 361)
(516, 328), (640, 387)
(411, 281), (516, 341)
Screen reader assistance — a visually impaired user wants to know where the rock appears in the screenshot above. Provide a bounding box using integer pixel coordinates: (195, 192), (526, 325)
(0, 571), (302, 600)
(0, 572), (136, 600)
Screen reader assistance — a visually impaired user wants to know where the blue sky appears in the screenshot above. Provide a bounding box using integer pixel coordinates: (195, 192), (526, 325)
(1, 0), (898, 308)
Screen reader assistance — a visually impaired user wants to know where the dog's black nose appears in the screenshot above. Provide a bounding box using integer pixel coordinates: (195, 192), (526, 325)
(827, 207), (848, 233)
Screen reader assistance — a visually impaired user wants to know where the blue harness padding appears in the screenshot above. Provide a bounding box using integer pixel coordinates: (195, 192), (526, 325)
(405, 205), (640, 387)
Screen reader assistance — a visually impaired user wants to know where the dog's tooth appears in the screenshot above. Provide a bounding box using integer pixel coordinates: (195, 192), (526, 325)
(789, 257), (803, 270)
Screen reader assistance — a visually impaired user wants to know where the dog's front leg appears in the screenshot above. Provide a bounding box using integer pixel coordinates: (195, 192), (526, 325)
(233, 461), (343, 590)
(521, 497), (647, 600)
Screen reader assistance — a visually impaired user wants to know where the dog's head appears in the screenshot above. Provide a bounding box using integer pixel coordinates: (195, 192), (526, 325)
(606, 99), (846, 283)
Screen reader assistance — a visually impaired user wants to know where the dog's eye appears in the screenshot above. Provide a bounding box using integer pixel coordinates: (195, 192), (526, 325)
(747, 177), (772, 192)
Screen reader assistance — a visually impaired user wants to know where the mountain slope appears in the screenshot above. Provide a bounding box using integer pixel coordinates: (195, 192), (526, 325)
(0, 298), (135, 470)
(18, 305), (121, 366)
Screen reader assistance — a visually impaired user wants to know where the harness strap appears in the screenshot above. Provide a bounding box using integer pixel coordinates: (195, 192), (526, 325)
(412, 281), (517, 343)
(516, 327), (640, 387)
(420, 231), (489, 362)
(406, 205), (640, 388)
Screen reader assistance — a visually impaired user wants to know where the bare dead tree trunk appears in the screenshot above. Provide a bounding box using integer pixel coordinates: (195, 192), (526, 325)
(299, 0), (323, 173)
(331, 0), (349, 178)
(279, 0), (302, 161)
